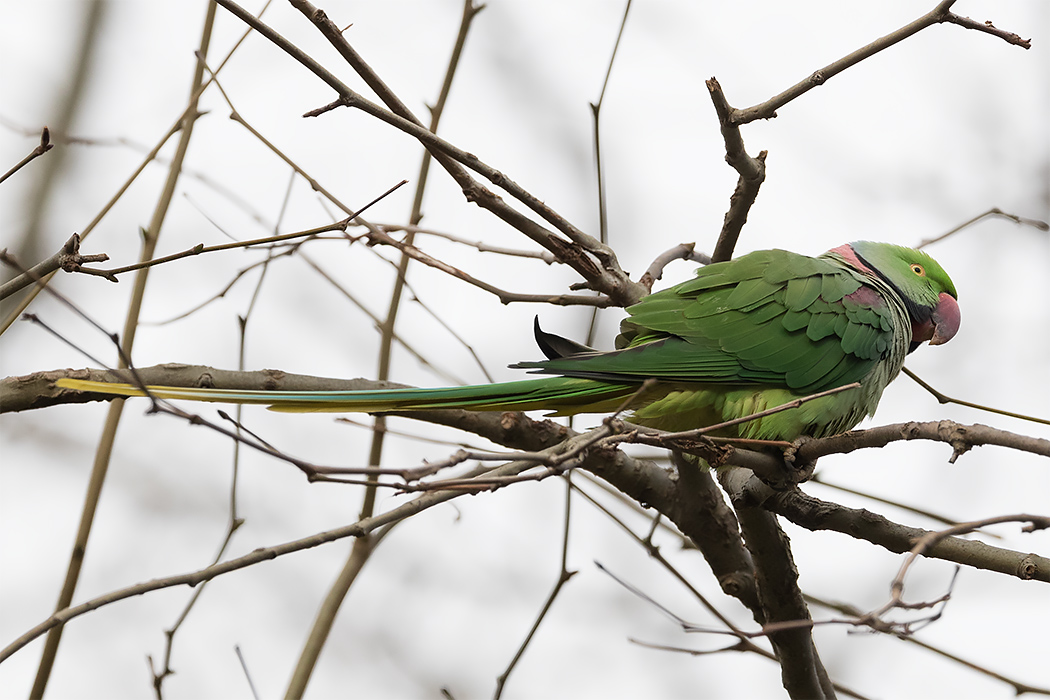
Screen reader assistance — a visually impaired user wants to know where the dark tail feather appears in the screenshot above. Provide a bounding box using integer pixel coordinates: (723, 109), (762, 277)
(530, 317), (598, 360)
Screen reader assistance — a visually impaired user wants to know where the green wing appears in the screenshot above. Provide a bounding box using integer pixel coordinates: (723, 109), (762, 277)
(515, 249), (897, 394)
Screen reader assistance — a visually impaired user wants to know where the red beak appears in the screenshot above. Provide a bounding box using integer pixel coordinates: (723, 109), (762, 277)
(929, 292), (961, 346)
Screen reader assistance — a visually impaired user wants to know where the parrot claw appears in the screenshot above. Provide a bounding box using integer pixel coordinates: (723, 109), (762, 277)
(781, 436), (818, 485)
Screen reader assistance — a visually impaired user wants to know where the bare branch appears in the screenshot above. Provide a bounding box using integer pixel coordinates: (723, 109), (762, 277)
(731, 1), (1031, 125)
(75, 181), (405, 280)
(916, 207), (1049, 249)
(810, 476), (1002, 534)
(0, 458), (535, 664)
(793, 420), (1050, 463)
(20, 364), (1048, 585)
(668, 452), (764, 619)
(0, 233), (110, 301)
(15, 368), (1050, 464)
(723, 471), (835, 700)
(705, 78), (767, 263)
(872, 515), (1050, 620)
(0, 126), (53, 184)
(902, 367), (1050, 426)
(494, 477), (577, 699)
(370, 223), (557, 263)
(733, 479), (1050, 584)
(359, 225), (614, 306)
(942, 12), (1032, 49)
(212, 0), (648, 305)
(638, 242), (711, 291)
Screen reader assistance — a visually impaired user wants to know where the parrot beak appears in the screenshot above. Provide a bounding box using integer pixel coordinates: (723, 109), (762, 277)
(928, 292), (961, 346)
(910, 292), (960, 348)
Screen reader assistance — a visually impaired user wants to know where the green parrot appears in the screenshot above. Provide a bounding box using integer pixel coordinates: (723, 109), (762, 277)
(56, 241), (959, 441)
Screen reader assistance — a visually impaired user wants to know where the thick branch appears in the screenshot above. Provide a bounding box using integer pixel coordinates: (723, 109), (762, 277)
(795, 420), (1050, 461)
(720, 471), (1050, 584)
(705, 78), (766, 263)
(12, 368), (1050, 464)
(23, 366), (1048, 584)
(670, 452), (763, 620)
(729, 489), (834, 700)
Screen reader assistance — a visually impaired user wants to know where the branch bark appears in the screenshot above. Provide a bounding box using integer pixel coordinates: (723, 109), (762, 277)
(0, 234), (109, 301)
(721, 470), (1050, 584)
(729, 490), (835, 700)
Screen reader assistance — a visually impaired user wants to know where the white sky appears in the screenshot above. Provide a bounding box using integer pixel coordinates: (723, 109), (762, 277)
(1, 1), (1048, 698)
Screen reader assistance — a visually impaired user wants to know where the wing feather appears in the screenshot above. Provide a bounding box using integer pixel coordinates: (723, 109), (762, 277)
(516, 249), (901, 394)
(784, 275), (823, 310)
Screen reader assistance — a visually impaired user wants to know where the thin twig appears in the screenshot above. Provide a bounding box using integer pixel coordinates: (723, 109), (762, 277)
(0, 460), (540, 665)
(805, 593), (1050, 696)
(0, 3), (266, 336)
(77, 181), (406, 280)
(916, 207), (1049, 248)
(0, 126), (53, 184)
(298, 252), (470, 386)
(215, 0), (647, 305)
(903, 367), (1050, 427)
(234, 645), (261, 700)
(730, 0), (1030, 125)
(584, 0), (634, 345)
(372, 223), (557, 262)
(494, 476), (577, 699)
(359, 225), (615, 306)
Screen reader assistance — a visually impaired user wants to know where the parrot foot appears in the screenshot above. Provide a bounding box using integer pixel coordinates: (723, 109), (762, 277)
(781, 436), (818, 485)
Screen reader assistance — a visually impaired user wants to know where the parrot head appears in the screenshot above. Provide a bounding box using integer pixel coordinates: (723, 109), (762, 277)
(845, 241), (960, 352)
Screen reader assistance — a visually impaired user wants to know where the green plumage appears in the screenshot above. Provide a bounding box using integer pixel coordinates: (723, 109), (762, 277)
(56, 242), (960, 442)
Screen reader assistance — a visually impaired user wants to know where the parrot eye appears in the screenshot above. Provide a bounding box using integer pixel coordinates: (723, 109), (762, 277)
(910, 264), (925, 276)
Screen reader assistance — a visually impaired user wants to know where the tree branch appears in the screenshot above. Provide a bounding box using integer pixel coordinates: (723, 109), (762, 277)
(0, 126), (53, 185)
(0, 457), (538, 664)
(0, 234), (109, 301)
(719, 472), (1050, 584)
(705, 78), (766, 263)
(211, 0), (647, 305)
(730, 1), (1030, 126)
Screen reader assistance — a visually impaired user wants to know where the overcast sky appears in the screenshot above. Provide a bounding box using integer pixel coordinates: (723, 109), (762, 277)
(1, 2), (1048, 698)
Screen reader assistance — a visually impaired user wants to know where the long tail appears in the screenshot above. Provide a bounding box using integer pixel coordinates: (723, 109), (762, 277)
(54, 376), (639, 414)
